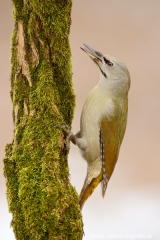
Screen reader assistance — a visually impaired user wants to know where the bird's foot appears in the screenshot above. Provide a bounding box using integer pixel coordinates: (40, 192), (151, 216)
(55, 123), (76, 150)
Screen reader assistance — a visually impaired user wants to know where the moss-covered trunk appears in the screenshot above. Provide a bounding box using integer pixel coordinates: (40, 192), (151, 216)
(3, 0), (83, 239)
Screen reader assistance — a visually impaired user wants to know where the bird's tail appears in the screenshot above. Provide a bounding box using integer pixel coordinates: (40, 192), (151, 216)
(79, 171), (102, 209)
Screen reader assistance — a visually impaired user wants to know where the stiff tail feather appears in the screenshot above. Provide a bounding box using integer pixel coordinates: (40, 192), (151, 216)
(79, 171), (102, 209)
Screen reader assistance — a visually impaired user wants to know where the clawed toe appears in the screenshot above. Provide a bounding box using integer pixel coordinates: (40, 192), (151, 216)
(55, 123), (70, 134)
(55, 123), (76, 149)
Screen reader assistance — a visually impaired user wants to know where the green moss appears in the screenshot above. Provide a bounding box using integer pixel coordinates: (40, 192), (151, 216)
(4, 0), (83, 239)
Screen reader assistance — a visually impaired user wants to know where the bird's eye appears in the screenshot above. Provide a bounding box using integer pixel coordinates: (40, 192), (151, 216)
(104, 58), (113, 67)
(107, 62), (113, 67)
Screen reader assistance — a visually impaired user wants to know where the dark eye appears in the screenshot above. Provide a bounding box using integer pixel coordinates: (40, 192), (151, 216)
(107, 62), (113, 67)
(104, 58), (113, 67)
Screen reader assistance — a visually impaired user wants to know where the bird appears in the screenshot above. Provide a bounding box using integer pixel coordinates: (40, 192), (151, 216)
(60, 44), (130, 209)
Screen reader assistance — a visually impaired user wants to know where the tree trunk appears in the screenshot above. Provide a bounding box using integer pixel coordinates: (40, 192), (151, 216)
(3, 0), (83, 239)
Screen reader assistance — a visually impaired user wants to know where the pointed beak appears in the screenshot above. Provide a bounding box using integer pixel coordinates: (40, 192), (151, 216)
(81, 44), (103, 62)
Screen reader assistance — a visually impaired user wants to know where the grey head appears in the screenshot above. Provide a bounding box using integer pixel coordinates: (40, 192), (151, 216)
(81, 44), (131, 94)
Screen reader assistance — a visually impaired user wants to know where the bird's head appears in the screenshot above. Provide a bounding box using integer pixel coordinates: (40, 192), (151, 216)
(81, 44), (130, 93)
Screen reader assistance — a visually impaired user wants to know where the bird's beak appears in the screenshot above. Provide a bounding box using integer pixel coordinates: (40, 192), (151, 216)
(81, 44), (103, 62)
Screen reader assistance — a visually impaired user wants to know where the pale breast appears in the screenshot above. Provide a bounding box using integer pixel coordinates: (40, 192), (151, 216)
(80, 86), (116, 163)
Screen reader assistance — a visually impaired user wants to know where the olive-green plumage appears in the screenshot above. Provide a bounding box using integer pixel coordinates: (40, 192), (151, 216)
(3, 0), (83, 239)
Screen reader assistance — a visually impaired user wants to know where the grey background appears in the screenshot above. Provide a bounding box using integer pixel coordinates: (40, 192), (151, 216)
(0, 0), (160, 239)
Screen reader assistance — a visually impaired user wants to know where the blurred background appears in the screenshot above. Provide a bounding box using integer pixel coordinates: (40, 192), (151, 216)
(0, 0), (160, 239)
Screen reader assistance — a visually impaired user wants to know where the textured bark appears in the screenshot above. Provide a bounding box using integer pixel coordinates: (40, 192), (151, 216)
(3, 0), (83, 239)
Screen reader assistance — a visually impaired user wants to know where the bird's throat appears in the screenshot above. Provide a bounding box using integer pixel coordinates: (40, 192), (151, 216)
(99, 67), (107, 78)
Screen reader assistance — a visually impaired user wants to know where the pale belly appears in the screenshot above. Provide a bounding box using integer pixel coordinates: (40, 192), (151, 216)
(80, 123), (100, 163)
(79, 94), (106, 163)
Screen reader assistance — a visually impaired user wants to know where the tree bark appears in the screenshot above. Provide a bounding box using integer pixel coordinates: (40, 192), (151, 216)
(3, 0), (83, 239)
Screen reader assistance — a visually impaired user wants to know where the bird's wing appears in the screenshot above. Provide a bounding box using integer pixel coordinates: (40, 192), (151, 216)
(100, 109), (126, 197)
